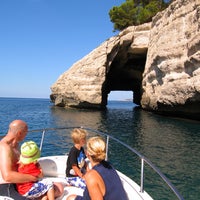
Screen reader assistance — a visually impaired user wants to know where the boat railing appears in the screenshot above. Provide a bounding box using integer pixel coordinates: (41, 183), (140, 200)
(29, 127), (184, 200)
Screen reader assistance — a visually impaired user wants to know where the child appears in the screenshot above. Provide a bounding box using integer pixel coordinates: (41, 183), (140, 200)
(66, 136), (128, 200)
(66, 128), (88, 178)
(16, 141), (55, 200)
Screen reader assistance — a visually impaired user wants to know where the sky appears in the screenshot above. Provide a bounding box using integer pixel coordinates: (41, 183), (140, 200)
(0, 0), (133, 100)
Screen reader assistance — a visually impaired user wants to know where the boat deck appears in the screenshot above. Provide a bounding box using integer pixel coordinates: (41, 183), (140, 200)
(39, 155), (153, 200)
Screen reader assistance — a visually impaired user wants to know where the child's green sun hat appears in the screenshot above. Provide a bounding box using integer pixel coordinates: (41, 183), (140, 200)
(20, 141), (40, 164)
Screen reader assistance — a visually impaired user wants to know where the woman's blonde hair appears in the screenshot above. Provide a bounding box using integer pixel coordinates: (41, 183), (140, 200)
(87, 136), (106, 162)
(71, 128), (87, 144)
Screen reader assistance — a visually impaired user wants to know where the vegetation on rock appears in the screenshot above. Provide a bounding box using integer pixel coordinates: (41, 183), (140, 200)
(109, 0), (172, 31)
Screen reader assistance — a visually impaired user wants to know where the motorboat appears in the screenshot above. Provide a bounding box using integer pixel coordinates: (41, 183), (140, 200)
(0, 127), (184, 200)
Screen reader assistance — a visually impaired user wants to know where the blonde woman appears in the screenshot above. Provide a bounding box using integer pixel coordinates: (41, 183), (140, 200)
(67, 136), (128, 200)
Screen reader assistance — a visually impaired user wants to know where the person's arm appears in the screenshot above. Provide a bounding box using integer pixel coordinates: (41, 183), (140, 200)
(36, 162), (43, 178)
(85, 170), (104, 200)
(0, 144), (37, 183)
(72, 165), (84, 178)
(68, 147), (84, 178)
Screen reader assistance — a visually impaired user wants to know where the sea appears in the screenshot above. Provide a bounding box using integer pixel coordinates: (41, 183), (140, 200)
(0, 97), (199, 200)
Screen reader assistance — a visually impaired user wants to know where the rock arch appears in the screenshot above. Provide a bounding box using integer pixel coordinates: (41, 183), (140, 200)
(50, 23), (150, 109)
(51, 0), (200, 120)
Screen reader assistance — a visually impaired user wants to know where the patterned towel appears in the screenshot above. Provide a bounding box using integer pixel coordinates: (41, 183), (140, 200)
(23, 179), (53, 198)
(66, 177), (86, 189)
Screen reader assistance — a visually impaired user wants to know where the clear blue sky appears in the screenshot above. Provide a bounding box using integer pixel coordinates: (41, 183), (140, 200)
(0, 0), (133, 100)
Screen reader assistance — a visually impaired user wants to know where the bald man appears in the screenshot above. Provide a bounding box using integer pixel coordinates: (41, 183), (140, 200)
(0, 120), (37, 199)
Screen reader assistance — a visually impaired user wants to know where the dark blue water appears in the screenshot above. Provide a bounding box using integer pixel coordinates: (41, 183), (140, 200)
(0, 97), (199, 200)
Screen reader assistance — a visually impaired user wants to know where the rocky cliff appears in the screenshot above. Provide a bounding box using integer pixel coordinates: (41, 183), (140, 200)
(51, 0), (200, 120)
(50, 23), (151, 108)
(141, 0), (200, 120)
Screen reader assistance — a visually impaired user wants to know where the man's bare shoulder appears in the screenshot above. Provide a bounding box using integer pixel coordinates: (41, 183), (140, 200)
(0, 139), (11, 152)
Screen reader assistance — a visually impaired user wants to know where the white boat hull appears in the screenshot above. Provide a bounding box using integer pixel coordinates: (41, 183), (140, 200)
(38, 155), (153, 200)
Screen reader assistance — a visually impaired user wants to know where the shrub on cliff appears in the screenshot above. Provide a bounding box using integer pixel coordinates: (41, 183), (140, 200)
(109, 0), (172, 31)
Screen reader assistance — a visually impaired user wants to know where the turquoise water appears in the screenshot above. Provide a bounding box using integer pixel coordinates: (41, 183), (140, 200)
(0, 97), (199, 200)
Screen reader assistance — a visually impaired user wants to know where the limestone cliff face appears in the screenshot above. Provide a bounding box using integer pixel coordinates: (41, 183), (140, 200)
(141, 0), (200, 120)
(50, 23), (151, 108)
(51, 0), (200, 120)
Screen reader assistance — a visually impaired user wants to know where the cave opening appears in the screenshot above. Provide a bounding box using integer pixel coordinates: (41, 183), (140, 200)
(108, 91), (133, 101)
(101, 54), (146, 107)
